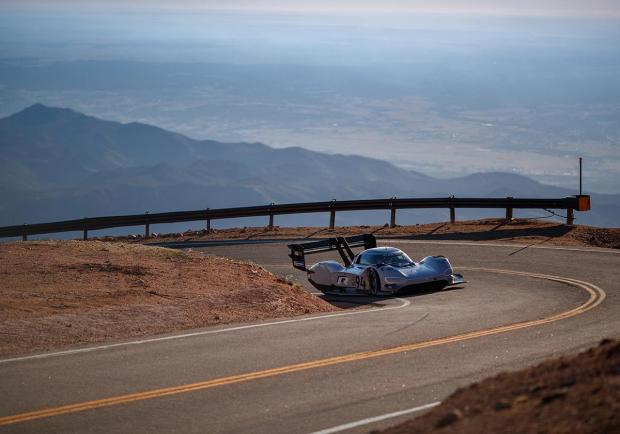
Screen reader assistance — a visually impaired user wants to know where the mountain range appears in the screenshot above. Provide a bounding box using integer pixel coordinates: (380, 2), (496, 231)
(1, 104), (617, 231)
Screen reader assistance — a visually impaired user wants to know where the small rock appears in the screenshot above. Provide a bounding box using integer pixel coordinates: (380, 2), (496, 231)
(560, 376), (576, 388)
(495, 399), (511, 410)
(435, 409), (463, 428)
(514, 395), (529, 405)
(529, 383), (542, 393)
(540, 388), (568, 405)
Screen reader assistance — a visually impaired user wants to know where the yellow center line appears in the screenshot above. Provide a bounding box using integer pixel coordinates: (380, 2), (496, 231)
(0, 268), (606, 426)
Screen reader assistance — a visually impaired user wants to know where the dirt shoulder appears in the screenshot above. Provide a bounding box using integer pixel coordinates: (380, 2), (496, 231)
(377, 339), (620, 434)
(103, 219), (620, 250)
(0, 241), (337, 357)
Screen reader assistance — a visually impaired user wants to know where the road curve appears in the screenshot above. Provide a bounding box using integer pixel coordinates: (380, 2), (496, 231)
(0, 240), (618, 434)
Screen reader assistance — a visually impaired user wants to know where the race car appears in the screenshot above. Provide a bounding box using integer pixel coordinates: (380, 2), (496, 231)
(288, 234), (465, 296)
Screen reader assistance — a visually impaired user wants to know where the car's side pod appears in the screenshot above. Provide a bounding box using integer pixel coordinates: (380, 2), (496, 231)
(288, 234), (377, 271)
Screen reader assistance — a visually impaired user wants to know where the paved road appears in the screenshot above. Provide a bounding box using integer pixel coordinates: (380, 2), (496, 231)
(1, 240), (618, 433)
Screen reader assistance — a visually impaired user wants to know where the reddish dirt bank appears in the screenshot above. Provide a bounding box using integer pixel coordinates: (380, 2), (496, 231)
(378, 339), (620, 434)
(0, 241), (337, 356)
(102, 219), (620, 250)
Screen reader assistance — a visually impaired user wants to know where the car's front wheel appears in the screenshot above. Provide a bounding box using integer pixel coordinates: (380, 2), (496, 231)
(368, 268), (381, 295)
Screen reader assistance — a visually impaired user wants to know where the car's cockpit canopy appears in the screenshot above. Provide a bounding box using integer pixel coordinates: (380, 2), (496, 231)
(355, 248), (414, 267)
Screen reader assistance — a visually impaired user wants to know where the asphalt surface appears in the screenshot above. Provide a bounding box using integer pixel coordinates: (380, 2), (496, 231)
(1, 240), (619, 433)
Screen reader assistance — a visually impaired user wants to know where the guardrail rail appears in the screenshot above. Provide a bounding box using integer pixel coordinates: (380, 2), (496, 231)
(0, 195), (591, 241)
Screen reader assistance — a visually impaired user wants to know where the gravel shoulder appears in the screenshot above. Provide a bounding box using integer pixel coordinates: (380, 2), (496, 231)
(102, 219), (620, 250)
(0, 240), (337, 356)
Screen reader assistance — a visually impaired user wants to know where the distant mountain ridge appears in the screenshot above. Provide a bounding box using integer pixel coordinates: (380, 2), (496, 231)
(1, 104), (617, 229)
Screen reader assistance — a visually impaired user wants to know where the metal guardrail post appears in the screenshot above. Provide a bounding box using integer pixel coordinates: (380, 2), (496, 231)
(567, 208), (575, 225)
(268, 203), (274, 230)
(82, 218), (88, 241)
(329, 199), (336, 230)
(449, 195), (456, 224)
(144, 212), (150, 238)
(505, 197), (513, 222)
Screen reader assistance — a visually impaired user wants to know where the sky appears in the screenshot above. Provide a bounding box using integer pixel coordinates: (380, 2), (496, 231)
(2, 0), (620, 17)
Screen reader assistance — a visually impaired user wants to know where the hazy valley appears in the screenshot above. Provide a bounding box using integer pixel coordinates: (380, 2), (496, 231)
(1, 104), (617, 234)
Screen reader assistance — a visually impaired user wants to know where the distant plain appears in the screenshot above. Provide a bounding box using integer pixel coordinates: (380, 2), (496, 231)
(1, 11), (618, 193)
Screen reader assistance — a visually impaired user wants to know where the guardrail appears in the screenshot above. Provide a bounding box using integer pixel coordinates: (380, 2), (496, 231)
(0, 195), (591, 241)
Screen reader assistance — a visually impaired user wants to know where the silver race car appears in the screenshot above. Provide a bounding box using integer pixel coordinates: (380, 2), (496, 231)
(288, 234), (465, 296)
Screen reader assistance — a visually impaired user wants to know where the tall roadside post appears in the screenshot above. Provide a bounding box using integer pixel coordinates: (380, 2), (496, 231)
(579, 157), (583, 195)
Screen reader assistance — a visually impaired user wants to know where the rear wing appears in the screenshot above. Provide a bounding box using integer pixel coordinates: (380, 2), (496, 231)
(288, 234), (376, 271)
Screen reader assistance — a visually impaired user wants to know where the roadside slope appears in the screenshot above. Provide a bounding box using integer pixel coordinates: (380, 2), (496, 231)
(379, 339), (620, 434)
(0, 241), (337, 356)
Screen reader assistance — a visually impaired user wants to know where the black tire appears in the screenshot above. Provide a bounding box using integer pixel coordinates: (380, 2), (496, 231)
(368, 268), (381, 295)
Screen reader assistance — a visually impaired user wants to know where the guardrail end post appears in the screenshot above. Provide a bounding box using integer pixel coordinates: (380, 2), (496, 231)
(390, 207), (396, 228)
(449, 207), (456, 224)
(567, 208), (575, 226)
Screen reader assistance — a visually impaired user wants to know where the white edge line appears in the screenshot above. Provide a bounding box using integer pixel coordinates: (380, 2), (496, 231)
(0, 298), (410, 365)
(308, 401), (441, 434)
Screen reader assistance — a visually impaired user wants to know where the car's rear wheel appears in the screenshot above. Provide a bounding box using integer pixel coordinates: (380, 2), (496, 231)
(368, 268), (381, 295)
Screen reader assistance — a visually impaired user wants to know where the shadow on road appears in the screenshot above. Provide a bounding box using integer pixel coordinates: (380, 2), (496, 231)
(318, 282), (465, 309)
(382, 223), (573, 243)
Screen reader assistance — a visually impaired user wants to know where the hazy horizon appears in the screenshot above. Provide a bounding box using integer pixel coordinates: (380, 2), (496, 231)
(1, 5), (619, 194)
(3, 0), (620, 17)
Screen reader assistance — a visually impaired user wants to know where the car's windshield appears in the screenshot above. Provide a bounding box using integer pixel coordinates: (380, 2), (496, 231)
(358, 251), (414, 267)
(383, 252), (415, 267)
